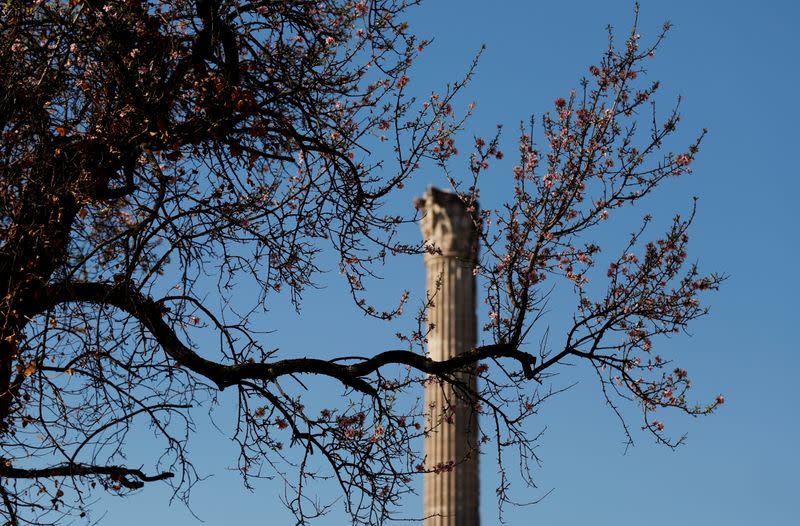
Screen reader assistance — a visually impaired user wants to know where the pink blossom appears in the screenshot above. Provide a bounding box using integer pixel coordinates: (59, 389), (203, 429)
(433, 461), (455, 474)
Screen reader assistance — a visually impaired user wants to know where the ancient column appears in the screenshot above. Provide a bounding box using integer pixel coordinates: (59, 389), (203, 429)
(417, 187), (480, 526)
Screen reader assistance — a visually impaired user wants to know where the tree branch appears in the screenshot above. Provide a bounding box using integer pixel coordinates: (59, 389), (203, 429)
(0, 462), (173, 490)
(39, 282), (538, 397)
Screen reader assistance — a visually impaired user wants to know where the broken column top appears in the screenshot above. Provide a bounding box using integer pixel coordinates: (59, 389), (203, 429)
(415, 186), (479, 262)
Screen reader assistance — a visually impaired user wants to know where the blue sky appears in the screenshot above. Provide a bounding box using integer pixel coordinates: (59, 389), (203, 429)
(103, 1), (799, 524)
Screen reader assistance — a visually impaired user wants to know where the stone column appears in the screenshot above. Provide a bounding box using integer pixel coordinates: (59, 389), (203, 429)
(417, 187), (480, 526)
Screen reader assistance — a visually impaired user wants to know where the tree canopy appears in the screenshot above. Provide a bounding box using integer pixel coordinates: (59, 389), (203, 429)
(0, 1), (722, 524)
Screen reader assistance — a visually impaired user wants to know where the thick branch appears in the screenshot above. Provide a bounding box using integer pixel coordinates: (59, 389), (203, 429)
(0, 462), (173, 490)
(39, 283), (538, 397)
(346, 344), (536, 380)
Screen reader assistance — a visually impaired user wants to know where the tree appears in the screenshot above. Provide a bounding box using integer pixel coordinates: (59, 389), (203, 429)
(0, 1), (723, 524)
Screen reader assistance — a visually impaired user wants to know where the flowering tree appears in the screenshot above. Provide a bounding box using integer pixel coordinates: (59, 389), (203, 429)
(0, 1), (722, 525)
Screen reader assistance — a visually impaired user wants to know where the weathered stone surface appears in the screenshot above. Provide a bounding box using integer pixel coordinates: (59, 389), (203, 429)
(418, 187), (480, 526)
(416, 186), (479, 260)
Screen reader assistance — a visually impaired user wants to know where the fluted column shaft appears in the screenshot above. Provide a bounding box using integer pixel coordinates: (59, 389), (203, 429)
(418, 188), (480, 526)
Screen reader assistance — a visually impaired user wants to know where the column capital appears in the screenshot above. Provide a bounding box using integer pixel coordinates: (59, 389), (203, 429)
(415, 187), (479, 262)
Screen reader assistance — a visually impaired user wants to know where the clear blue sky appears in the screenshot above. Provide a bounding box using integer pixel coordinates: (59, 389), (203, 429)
(103, 1), (799, 524)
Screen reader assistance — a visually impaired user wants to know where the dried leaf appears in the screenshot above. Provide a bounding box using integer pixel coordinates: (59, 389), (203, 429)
(23, 361), (37, 377)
